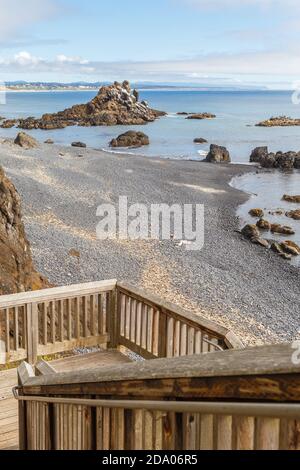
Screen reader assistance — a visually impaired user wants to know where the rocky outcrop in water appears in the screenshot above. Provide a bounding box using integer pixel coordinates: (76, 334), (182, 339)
(250, 147), (300, 170)
(0, 119), (17, 129)
(194, 138), (208, 144)
(110, 131), (149, 148)
(0, 166), (47, 294)
(186, 113), (216, 120)
(283, 194), (300, 203)
(256, 116), (300, 127)
(16, 81), (165, 130)
(205, 144), (231, 163)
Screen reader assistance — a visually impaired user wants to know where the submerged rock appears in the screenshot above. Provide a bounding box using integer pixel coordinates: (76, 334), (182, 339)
(18, 81), (165, 130)
(249, 208), (264, 218)
(205, 144), (231, 163)
(271, 224), (295, 235)
(71, 141), (87, 148)
(0, 166), (47, 294)
(186, 113), (216, 120)
(14, 132), (38, 149)
(286, 209), (300, 220)
(257, 219), (271, 230)
(110, 131), (149, 148)
(283, 194), (300, 203)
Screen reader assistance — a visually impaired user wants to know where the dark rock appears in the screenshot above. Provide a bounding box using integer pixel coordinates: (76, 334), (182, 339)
(44, 139), (54, 144)
(249, 208), (264, 218)
(71, 141), (87, 148)
(14, 132), (38, 149)
(280, 242), (300, 257)
(205, 144), (231, 163)
(256, 116), (300, 127)
(186, 113), (216, 120)
(286, 209), (300, 220)
(15, 81), (166, 130)
(241, 224), (260, 240)
(283, 194), (300, 203)
(110, 131), (150, 148)
(0, 119), (17, 129)
(194, 138), (208, 144)
(271, 224), (295, 235)
(257, 219), (271, 230)
(250, 147), (268, 163)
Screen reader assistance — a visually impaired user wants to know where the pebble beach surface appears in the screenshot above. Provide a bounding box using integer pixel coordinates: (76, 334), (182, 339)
(0, 139), (299, 346)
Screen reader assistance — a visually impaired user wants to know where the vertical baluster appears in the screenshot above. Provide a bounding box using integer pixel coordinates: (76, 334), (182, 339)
(13, 307), (19, 351)
(194, 330), (202, 355)
(135, 301), (142, 347)
(130, 299), (137, 344)
(42, 303), (47, 345)
(187, 327), (195, 356)
(90, 295), (95, 337)
(66, 299), (72, 340)
(200, 414), (214, 450)
(141, 304), (148, 350)
(152, 309), (159, 356)
(217, 415), (233, 450)
(256, 418), (280, 450)
(75, 297), (80, 339)
(167, 317), (174, 358)
(98, 294), (103, 335)
(174, 321), (181, 357)
(83, 296), (88, 337)
(147, 307), (153, 353)
(236, 417), (255, 450)
(180, 323), (187, 356)
(5, 309), (10, 353)
(119, 294), (125, 337)
(125, 296), (131, 340)
(50, 301), (56, 344)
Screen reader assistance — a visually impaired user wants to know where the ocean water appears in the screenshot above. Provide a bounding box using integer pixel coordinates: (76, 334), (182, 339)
(2, 89), (300, 160)
(0, 89), (299, 264)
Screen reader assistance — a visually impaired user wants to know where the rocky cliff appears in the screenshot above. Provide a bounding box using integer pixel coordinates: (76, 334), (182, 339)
(16, 81), (166, 130)
(0, 166), (47, 295)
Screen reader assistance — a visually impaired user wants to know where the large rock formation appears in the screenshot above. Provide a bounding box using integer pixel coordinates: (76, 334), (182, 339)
(0, 166), (47, 295)
(205, 144), (231, 163)
(17, 81), (166, 130)
(249, 147), (300, 170)
(256, 116), (300, 127)
(110, 131), (149, 148)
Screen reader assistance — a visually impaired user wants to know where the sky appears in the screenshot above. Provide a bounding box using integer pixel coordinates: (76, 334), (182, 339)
(0, 0), (300, 88)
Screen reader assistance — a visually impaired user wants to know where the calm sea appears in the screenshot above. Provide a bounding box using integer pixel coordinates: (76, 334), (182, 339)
(0, 89), (299, 264)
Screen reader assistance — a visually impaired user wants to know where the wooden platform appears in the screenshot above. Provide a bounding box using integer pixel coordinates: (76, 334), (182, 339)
(0, 350), (131, 450)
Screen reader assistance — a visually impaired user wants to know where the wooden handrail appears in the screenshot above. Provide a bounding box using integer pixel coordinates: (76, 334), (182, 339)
(16, 343), (300, 450)
(0, 280), (117, 308)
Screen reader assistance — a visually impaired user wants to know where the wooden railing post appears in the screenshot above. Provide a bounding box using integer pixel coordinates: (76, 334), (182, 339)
(26, 303), (38, 364)
(158, 309), (168, 358)
(108, 287), (118, 349)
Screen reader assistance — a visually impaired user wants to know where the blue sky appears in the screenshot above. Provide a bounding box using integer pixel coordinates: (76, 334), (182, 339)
(0, 0), (299, 88)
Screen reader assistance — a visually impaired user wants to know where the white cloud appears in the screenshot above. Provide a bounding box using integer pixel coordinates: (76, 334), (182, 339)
(1, 49), (300, 88)
(0, 0), (63, 42)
